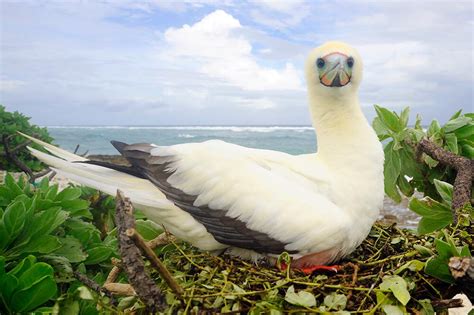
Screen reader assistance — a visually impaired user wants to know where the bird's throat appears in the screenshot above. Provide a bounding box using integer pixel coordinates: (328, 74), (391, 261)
(308, 94), (379, 165)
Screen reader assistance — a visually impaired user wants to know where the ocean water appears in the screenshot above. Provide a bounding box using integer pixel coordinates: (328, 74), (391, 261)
(48, 126), (317, 155)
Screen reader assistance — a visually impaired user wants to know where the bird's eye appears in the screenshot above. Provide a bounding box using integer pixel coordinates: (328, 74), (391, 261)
(347, 57), (354, 68)
(316, 58), (325, 68)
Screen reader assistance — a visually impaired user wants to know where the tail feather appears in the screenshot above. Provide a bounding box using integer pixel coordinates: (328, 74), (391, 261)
(19, 131), (88, 162)
(25, 143), (173, 210)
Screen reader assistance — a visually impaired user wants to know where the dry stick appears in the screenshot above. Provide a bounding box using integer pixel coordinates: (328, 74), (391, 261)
(2, 134), (35, 180)
(1, 134), (53, 182)
(115, 190), (166, 312)
(127, 228), (184, 297)
(418, 138), (474, 224)
(431, 298), (464, 310)
(103, 283), (136, 296)
(147, 232), (176, 249)
(73, 271), (116, 305)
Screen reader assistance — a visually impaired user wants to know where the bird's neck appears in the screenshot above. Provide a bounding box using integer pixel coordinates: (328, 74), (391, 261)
(308, 91), (381, 166)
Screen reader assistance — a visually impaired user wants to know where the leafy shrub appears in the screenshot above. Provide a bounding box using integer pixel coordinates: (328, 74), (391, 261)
(373, 106), (473, 284)
(0, 174), (163, 313)
(0, 105), (53, 171)
(373, 106), (473, 203)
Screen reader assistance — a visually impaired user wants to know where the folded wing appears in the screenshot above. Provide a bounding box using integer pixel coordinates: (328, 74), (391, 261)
(116, 139), (350, 255)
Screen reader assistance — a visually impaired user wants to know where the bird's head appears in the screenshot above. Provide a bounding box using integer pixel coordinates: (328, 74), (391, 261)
(305, 41), (362, 99)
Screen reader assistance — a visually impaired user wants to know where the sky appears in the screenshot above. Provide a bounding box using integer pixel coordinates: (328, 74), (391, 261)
(0, 0), (473, 126)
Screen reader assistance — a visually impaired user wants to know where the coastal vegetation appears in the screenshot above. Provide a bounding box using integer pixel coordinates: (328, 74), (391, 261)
(0, 105), (53, 178)
(0, 106), (472, 314)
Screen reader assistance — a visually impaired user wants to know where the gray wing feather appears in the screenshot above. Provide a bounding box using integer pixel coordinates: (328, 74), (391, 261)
(112, 141), (295, 254)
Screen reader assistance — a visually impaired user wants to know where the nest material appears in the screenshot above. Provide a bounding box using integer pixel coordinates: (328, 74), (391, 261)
(104, 222), (470, 313)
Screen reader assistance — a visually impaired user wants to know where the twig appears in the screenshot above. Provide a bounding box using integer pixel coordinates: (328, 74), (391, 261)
(74, 144), (80, 154)
(1, 134), (53, 182)
(103, 283), (136, 296)
(2, 134), (35, 180)
(431, 298), (464, 310)
(9, 139), (32, 154)
(73, 271), (116, 305)
(127, 228), (184, 297)
(115, 190), (166, 312)
(147, 232), (176, 249)
(418, 138), (474, 224)
(105, 266), (121, 285)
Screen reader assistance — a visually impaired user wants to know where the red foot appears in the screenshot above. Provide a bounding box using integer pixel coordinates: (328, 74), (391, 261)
(278, 262), (340, 275)
(300, 264), (341, 275)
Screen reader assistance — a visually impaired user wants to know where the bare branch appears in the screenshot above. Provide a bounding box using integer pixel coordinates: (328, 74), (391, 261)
(127, 228), (184, 297)
(115, 190), (166, 312)
(418, 138), (474, 224)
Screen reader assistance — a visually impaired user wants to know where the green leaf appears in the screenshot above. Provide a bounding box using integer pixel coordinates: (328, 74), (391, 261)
(397, 176), (414, 197)
(444, 133), (458, 154)
(454, 124), (474, 139)
(10, 274), (57, 312)
(54, 236), (87, 263)
(382, 305), (405, 315)
(422, 154), (439, 168)
(399, 107), (410, 129)
(0, 273), (19, 305)
(417, 299), (435, 315)
(435, 238), (458, 259)
(8, 255), (36, 277)
(379, 275), (411, 305)
(372, 116), (390, 139)
(136, 220), (164, 241)
(384, 142), (402, 202)
(4, 174), (24, 197)
(418, 216), (452, 235)
(44, 184), (59, 200)
(424, 256), (454, 283)
(3, 201), (26, 245)
(433, 180), (453, 205)
(10, 235), (61, 256)
(427, 120), (441, 137)
(461, 143), (474, 159)
(16, 262), (54, 291)
(65, 219), (102, 245)
(375, 105), (402, 132)
(56, 187), (82, 201)
(395, 260), (425, 274)
(323, 292), (347, 310)
(84, 245), (113, 265)
(61, 199), (90, 214)
(414, 114), (423, 130)
(284, 285), (316, 307)
(449, 109), (463, 120)
(443, 116), (471, 133)
(409, 197), (452, 218)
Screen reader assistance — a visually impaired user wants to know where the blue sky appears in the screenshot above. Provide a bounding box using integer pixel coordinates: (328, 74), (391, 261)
(0, 0), (472, 126)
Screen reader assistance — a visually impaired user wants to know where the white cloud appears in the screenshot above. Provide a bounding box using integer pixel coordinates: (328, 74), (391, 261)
(162, 10), (303, 92)
(249, 0), (310, 30)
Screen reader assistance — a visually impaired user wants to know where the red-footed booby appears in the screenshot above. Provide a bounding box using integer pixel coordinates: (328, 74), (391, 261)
(23, 41), (384, 271)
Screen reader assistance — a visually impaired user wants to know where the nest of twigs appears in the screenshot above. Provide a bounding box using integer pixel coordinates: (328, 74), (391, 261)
(92, 194), (470, 314)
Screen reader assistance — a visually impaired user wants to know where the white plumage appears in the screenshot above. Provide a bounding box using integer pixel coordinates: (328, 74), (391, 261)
(25, 41), (384, 268)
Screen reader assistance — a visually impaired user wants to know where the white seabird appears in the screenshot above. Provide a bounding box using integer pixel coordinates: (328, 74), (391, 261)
(24, 41), (384, 271)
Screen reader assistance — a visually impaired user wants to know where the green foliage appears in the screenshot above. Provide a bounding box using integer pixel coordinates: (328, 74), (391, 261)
(424, 231), (471, 283)
(373, 106), (474, 235)
(0, 174), (118, 313)
(373, 105), (473, 203)
(0, 105), (53, 171)
(0, 255), (57, 313)
(373, 106), (473, 285)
